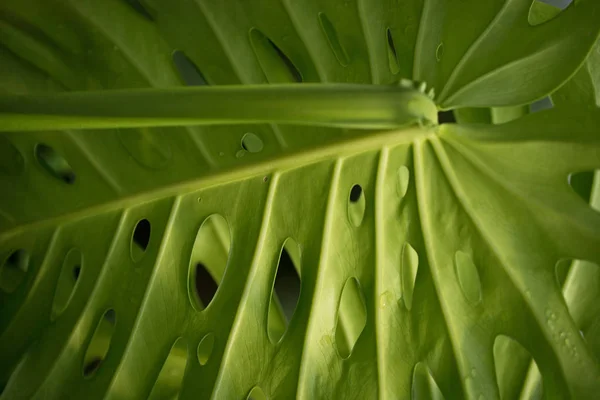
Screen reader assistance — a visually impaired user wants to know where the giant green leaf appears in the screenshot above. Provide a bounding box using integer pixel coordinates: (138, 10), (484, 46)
(1, 0), (600, 399)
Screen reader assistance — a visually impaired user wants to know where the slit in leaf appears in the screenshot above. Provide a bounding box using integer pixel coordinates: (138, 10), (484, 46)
(528, 0), (572, 26)
(188, 214), (230, 311)
(0, 136), (24, 176)
(493, 335), (543, 400)
(411, 362), (444, 399)
(568, 170), (598, 210)
(197, 333), (215, 366)
(386, 28), (400, 75)
(148, 337), (188, 400)
(249, 28), (302, 83)
(131, 218), (151, 262)
(35, 143), (75, 184)
(454, 251), (482, 305)
(122, 0), (155, 21)
(268, 238), (301, 343)
(83, 309), (116, 378)
(335, 277), (367, 359)
(529, 96), (554, 113)
(51, 248), (82, 320)
(247, 386), (267, 400)
(172, 50), (209, 86)
(348, 184), (366, 227)
(318, 13), (349, 67)
(0, 249), (30, 293)
(400, 243), (419, 311)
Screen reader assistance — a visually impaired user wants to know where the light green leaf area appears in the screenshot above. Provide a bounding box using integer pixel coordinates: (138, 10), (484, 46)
(1, 0), (600, 399)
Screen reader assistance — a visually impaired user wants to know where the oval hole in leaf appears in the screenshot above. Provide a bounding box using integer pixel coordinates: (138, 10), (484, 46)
(386, 28), (400, 75)
(568, 170), (599, 211)
(148, 337), (188, 400)
(249, 28), (302, 83)
(0, 136), (24, 176)
(188, 214), (231, 311)
(83, 309), (116, 378)
(335, 277), (367, 359)
(35, 143), (75, 184)
(454, 251), (482, 304)
(268, 238), (302, 343)
(494, 335), (542, 400)
(197, 333), (215, 366)
(172, 50), (209, 86)
(318, 13), (349, 67)
(0, 249), (30, 293)
(51, 248), (82, 320)
(411, 362), (444, 400)
(119, 128), (172, 169)
(247, 386), (267, 400)
(397, 166), (410, 199)
(348, 184), (366, 227)
(193, 263), (219, 310)
(401, 243), (419, 311)
(130, 218), (151, 262)
(122, 0), (155, 21)
(241, 133), (264, 153)
(528, 0), (571, 26)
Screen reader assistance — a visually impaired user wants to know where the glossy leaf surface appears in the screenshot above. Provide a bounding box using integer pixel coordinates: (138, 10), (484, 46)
(1, 0), (599, 399)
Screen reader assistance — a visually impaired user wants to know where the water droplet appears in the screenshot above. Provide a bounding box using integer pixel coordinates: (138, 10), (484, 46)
(435, 43), (444, 61)
(470, 368), (477, 377)
(559, 332), (566, 339)
(379, 291), (393, 309)
(545, 308), (552, 318)
(551, 313), (557, 320)
(454, 251), (482, 304)
(401, 243), (419, 310)
(236, 150), (247, 158)
(219, 152), (224, 157)
(565, 338), (572, 347)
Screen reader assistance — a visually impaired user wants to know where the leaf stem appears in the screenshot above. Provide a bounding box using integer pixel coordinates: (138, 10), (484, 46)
(0, 84), (437, 131)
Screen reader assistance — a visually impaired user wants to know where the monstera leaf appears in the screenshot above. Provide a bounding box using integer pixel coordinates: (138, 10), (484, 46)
(1, 0), (599, 399)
